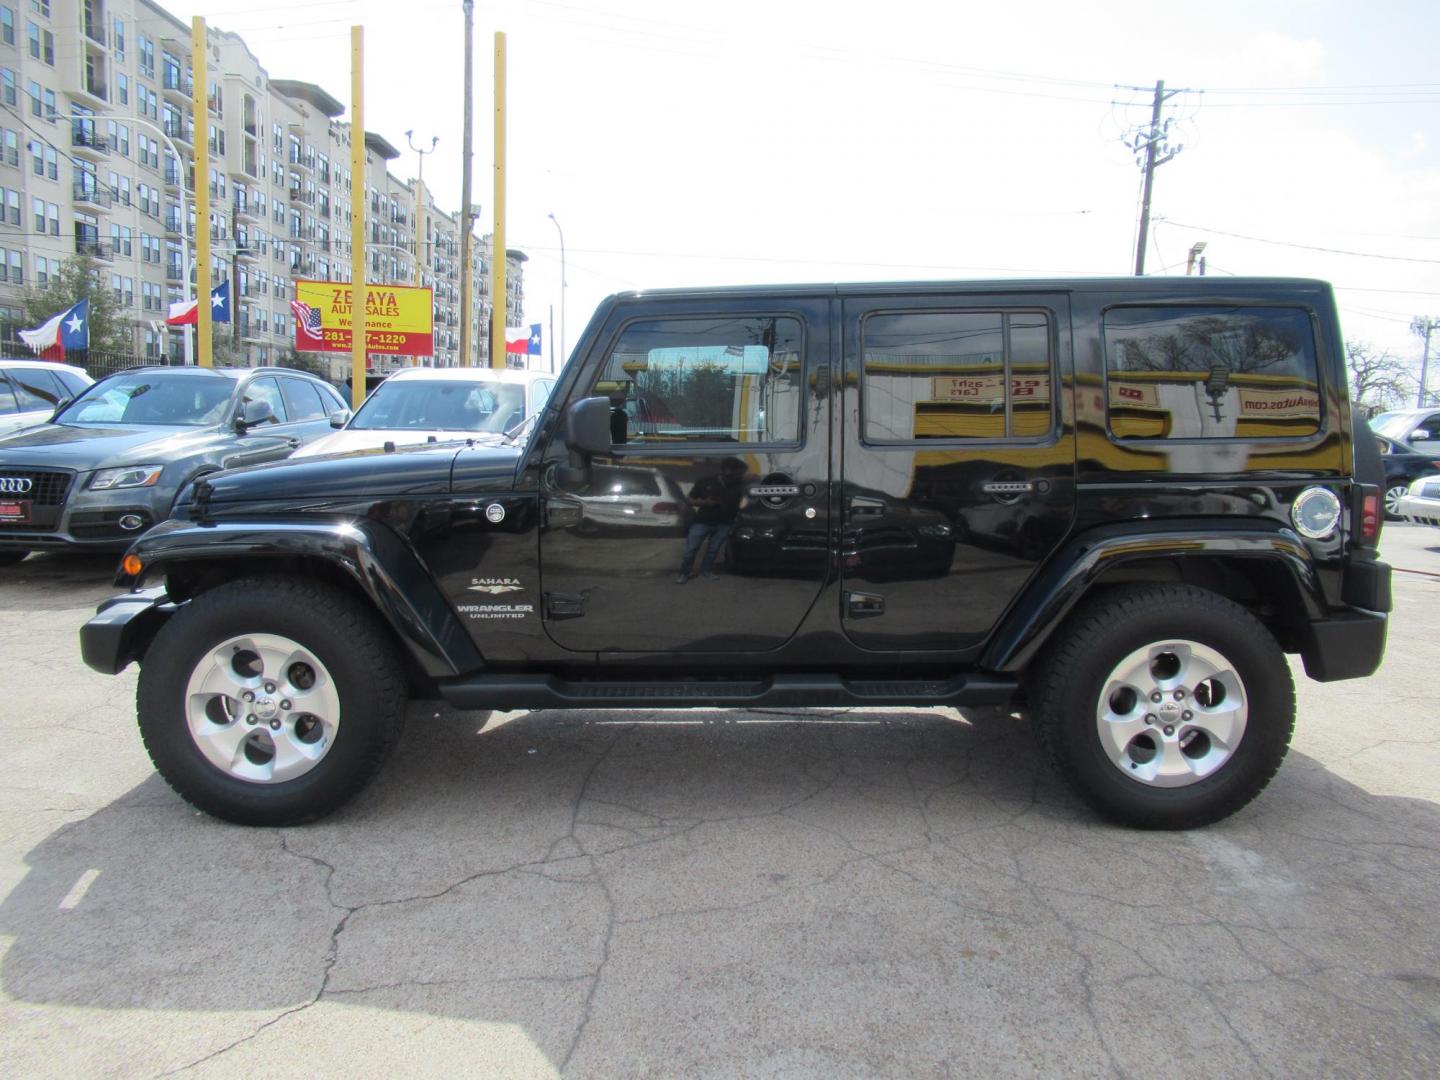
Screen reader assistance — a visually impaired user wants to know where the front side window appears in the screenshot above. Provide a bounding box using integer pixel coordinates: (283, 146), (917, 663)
(595, 315), (803, 445)
(1104, 306), (1321, 439)
(862, 311), (1052, 441)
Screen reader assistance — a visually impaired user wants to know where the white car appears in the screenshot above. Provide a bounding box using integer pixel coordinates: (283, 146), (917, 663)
(1398, 475), (1440, 527)
(0, 360), (92, 436)
(292, 367), (558, 458)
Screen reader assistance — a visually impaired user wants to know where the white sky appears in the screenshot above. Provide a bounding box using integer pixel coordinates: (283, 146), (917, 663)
(175, 0), (1440, 370)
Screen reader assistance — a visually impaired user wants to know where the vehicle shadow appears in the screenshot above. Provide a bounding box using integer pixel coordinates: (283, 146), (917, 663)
(3, 706), (1439, 1077)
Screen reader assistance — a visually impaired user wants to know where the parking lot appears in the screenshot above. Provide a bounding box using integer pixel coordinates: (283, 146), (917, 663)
(0, 529), (1437, 1078)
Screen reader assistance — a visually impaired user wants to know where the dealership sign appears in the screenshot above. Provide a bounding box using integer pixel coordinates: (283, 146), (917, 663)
(291, 281), (434, 356)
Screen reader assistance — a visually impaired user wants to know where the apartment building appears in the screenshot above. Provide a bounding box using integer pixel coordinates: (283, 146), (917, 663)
(0, 0), (523, 374)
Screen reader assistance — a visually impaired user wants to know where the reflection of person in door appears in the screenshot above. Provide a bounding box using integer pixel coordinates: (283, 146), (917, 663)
(676, 457), (747, 583)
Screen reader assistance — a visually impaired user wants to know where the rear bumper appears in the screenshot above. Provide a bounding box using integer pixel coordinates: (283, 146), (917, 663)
(79, 588), (175, 674)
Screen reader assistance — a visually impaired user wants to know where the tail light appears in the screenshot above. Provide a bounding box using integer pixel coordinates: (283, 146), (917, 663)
(1355, 483), (1382, 547)
(652, 501), (679, 514)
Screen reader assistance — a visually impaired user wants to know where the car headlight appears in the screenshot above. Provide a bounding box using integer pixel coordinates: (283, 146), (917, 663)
(89, 465), (164, 490)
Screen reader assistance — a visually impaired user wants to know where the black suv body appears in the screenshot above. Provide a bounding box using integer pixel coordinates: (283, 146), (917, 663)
(81, 278), (1392, 828)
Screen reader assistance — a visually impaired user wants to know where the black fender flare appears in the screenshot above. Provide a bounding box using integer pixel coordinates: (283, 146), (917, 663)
(982, 521), (1327, 673)
(118, 517), (482, 678)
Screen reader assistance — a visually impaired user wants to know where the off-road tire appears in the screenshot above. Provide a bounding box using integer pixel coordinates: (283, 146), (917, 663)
(1028, 583), (1294, 830)
(137, 575), (406, 825)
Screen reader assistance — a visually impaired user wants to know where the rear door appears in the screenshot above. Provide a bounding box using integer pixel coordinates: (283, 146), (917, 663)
(538, 296), (832, 654)
(838, 291), (1076, 652)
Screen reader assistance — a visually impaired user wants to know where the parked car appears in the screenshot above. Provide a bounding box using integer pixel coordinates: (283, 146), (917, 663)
(0, 365), (346, 564)
(293, 367), (557, 458)
(1375, 434), (1440, 518)
(1371, 407), (1440, 446)
(0, 359), (92, 436)
(82, 278), (1391, 831)
(1398, 475), (1440, 527)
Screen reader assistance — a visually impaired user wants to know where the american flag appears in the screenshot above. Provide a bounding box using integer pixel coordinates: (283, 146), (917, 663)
(290, 300), (323, 341)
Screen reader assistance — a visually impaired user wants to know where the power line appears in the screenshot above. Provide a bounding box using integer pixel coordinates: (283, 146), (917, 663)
(1160, 220), (1440, 264)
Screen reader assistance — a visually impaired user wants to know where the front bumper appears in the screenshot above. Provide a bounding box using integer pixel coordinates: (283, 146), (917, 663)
(79, 587), (175, 674)
(0, 481), (166, 551)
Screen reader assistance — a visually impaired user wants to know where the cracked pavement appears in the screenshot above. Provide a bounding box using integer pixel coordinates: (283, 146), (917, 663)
(2, 530), (1439, 1078)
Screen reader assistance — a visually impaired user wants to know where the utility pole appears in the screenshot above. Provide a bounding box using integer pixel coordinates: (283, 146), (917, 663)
(349, 26), (367, 411)
(1186, 241), (1207, 276)
(1126, 80), (1185, 276)
(459, 0), (475, 366)
(1413, 316), (1439, 408)
(490, 31), (507, 371)
(190, 17), (212, 366)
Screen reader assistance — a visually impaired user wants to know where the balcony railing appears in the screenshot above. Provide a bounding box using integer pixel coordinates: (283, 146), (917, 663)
(165, 265), (184, 282)
(73, 180), (114, 207)
(163, 70), (193, 96)
(71, 126), (110, 154)
(74, 237), (110, 259)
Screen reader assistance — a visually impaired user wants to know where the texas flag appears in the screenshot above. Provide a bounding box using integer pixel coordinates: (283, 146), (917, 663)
(505, 323), (542, 356)
(18, 299), (89, 360)
(166, 280), (231, 325)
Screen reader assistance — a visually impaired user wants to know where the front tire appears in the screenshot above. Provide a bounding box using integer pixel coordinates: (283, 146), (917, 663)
(137, 576), (407, 825)
(1029, 584), (1294, 829)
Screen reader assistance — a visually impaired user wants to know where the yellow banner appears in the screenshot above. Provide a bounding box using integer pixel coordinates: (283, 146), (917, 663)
(293, 280), (434, 355)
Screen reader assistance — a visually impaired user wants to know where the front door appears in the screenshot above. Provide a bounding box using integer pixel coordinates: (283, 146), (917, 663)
(838, 291), (1076, 652)
(538, 297), (832, 654)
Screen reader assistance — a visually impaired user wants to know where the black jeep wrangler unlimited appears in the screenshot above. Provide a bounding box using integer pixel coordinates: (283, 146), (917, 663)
(81, 278), (1392, 829)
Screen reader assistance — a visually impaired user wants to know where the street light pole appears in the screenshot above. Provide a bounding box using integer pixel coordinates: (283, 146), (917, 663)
(405, 130), (438, 367)
(547, 211), (565, 368)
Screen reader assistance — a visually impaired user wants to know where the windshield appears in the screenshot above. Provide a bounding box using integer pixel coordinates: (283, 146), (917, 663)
(57, 372), (235, 426)
(1370, 412), (1410, 438)
(349, 379), (527, 432)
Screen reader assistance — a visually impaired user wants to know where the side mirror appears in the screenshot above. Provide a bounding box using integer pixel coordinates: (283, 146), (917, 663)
(564, 396), (613, 456)
(1410, 429), (1430, 442)
(555, 396), (612, 488)
(235, 398), (276, 433)
(329, 408), (352, 429)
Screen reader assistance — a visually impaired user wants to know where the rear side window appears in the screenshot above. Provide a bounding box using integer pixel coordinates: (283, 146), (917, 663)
(862, 311), (1053, 441)
(0, 374), (17, 415)
(594, 315), (803, 445)
(1104, 306), (1321, 439)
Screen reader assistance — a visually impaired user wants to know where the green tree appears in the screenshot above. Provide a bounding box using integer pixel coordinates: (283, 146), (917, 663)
(22, 254), (132, 353)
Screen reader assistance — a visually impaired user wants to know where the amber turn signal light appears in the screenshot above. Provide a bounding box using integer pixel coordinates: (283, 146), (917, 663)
(122, 554), (144, 577)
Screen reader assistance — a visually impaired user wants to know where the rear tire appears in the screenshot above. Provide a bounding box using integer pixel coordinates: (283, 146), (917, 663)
(1028, 584), (1294, 829)
(137, 575), (406, 825)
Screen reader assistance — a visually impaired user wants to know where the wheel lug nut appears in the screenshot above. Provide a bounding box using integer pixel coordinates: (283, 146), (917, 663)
(264, 683), (276, 694)
(1150, 692), (1162, 703)
(269, 719), (281, 731)
(1145, 713), (1157, 725)
(1173, 689), (1185, 700)
(242, 691), (255, 703)
(246, 714), (257, 725)
(280, 699), (292, 711)
(1163, 725), (1175, 736)
(1182, 710), (1193, 721)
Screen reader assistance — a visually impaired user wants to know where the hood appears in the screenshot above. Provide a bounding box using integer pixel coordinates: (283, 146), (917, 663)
(191, 441), (524, 507)
(0, 423), (225, 471)
(290, 428), (505, 459)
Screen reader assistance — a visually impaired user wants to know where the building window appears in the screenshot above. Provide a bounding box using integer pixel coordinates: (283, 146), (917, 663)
(0, 7), (14, 47)
(138, 34), (154, 79)
(113, 18), (124, 60)
(116, 71), (128, 105)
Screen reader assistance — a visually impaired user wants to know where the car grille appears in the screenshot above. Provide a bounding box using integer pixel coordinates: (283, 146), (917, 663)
(0, 468), (74, 506)
(0, 468), (73, 534)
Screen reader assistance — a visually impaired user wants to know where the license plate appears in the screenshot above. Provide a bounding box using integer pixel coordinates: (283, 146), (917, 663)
(0, 500), (30, 523)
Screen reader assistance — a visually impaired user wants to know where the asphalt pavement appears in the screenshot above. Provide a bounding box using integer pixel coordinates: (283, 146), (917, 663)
(1, 528), (1438, 1078)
